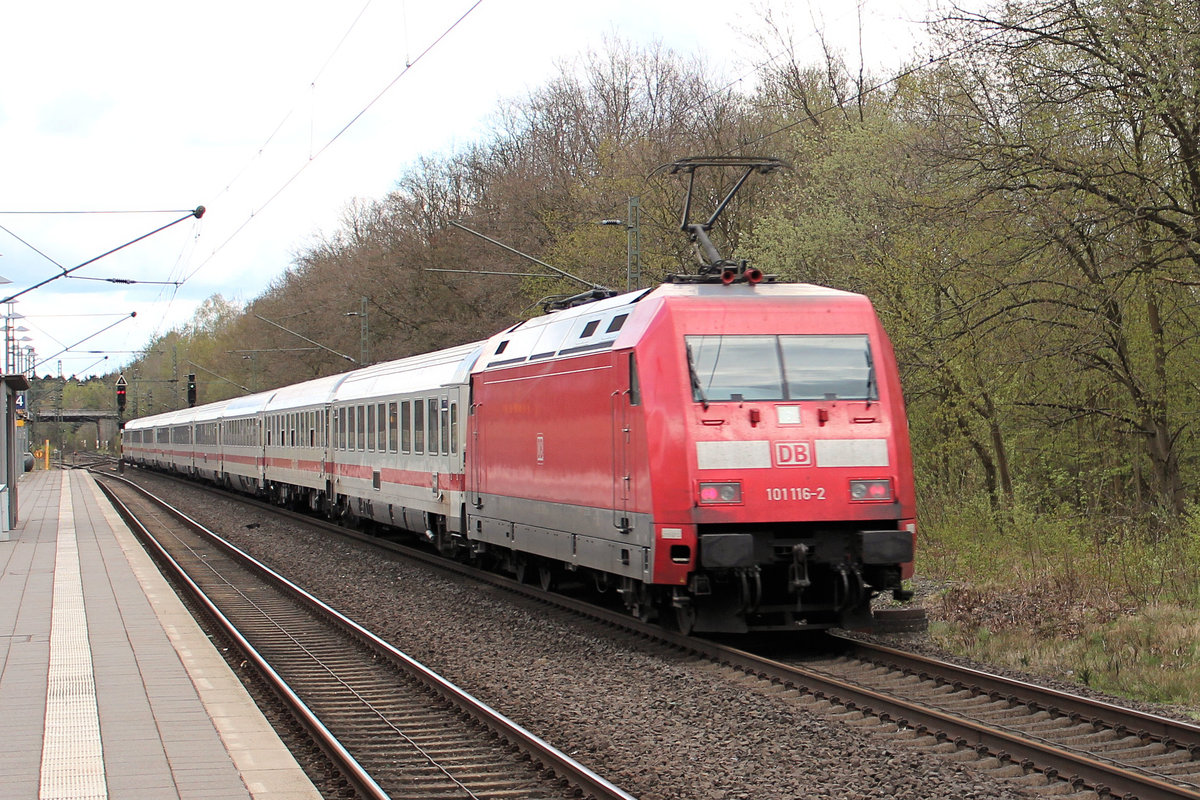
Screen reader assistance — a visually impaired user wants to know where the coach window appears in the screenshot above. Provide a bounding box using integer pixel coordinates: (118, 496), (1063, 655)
(310, 412), (316, 447)
(366, 405), (376, 451)
(388, 402), (398, 453)
(357, 404), (366, 450)
(376, 403), (386, 451)
(449, 403), (458, 454)
(440, 400), (450, 455)
(428, 398), (439, 455)
(348, 406), (357, 450)
(414, 399), (424, 454)
(338, 409), (347, 450)
(401, 401), (412, 453)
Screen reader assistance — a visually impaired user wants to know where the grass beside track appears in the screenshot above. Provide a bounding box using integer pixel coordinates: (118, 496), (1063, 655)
(914, 495), (1200, 717)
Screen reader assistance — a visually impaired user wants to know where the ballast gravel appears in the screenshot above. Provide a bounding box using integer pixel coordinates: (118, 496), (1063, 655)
(130, 472), (1035, 800)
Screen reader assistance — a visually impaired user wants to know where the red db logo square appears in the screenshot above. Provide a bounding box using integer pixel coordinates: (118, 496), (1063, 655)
(774, 442), (812, 467)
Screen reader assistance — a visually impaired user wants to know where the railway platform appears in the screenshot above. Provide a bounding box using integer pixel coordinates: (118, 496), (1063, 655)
(0, 469), (321, 800)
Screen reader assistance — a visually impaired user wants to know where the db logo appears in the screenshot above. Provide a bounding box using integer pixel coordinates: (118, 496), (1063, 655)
(774, 441), (812, 467)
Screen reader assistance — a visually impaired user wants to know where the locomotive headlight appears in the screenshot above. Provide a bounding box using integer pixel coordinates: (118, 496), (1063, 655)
(698, 481), (742, 504)
(849, 479), (892, 502)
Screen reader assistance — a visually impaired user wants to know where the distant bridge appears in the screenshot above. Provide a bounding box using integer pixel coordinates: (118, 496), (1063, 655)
(32, 410), (120, 423)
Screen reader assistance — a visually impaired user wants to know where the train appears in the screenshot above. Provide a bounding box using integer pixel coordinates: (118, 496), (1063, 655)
(121, 277), (916, 634)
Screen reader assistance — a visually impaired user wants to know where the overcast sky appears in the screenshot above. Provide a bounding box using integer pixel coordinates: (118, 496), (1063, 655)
(1, 0), (940, 380)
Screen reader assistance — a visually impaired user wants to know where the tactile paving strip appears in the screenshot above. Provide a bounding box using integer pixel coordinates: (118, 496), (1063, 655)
(39, 472), (107, 800)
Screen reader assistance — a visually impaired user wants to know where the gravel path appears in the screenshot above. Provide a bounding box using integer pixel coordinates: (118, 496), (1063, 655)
(130, 471), (1039, 800)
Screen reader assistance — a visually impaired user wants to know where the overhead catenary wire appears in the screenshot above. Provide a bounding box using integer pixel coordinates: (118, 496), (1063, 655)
(2, 207), (205, 305)
(122, 1), (485, 364)
(180, 0), (487, 287)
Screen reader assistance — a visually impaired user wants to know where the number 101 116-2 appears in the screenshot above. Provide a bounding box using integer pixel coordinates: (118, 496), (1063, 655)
(766, 487), (826, 501)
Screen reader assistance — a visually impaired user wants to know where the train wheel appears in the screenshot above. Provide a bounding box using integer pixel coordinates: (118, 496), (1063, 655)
(675, 604), (696, 635)
(538, 563), (555, 592)
(672, 589), (696, 635)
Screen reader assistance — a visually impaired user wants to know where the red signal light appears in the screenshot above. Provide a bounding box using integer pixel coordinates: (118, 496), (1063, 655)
(698, 481), (742, 504)
(849, 479), (892, 502)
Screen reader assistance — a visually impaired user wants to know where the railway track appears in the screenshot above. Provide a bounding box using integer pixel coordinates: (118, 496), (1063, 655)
(110, 467), (1200, 800)
(798, 637), (1200, 799)
(95, 473), (637, 800)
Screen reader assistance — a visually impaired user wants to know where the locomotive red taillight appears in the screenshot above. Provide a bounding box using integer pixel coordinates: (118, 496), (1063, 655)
(698, 481), (742, 504)
(849, 479), (892, 502)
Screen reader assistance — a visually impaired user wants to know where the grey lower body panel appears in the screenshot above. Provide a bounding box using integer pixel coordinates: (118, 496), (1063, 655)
(468, 493), (653, 582)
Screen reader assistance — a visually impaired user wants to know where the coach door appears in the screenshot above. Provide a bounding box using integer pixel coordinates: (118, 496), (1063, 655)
(468, 380), (484, 510)
(611, 353), (638, 533)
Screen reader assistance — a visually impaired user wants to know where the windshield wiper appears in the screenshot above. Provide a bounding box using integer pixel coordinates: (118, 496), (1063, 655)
(687, 344), (710, 410)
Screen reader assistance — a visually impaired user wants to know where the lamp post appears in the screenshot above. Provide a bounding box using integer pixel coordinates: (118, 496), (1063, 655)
(599, 196), (642, 291)
(344, 297), (368, 366)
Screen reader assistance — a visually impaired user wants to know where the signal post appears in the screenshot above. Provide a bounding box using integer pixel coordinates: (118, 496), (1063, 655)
(116, 374), (127, 473)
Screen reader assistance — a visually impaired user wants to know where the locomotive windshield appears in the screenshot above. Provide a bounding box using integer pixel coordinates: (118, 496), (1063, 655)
(685, 334), (877, 402)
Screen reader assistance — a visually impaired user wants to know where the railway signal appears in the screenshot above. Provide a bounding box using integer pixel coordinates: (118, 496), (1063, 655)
(116, 374), (127, 413)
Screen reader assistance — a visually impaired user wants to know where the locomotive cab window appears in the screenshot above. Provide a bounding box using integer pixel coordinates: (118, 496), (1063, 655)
(628, 353), (640, 406)
(685, 334), (877, 402)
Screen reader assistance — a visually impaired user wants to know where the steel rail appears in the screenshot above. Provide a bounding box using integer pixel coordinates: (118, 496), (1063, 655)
(98, 473), (638, 800)
(834, 633), (1200, 752)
